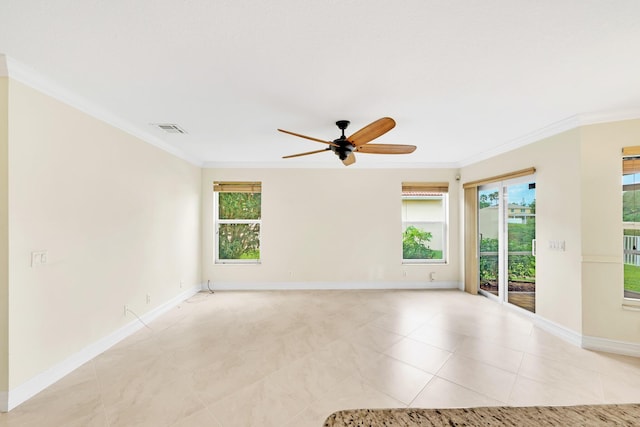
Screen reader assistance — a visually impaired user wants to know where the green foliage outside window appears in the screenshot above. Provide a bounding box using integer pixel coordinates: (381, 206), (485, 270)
(479, 237), (499, 282)
(479, 191), (499, 208)
(623, 190), (640, 222)
(219, 192), (261, 220)
(479, 222), (536, 283)
(507, 222), (536, 281)
(402, 226), (442, 260)
(218, 192), (261, 260)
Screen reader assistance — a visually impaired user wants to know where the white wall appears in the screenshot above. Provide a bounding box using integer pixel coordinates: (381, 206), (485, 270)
(5, 79), (202, 391)
(580, 120), (640, 343)
(461, 128), (584, 334)
(0, 77), (9, 396)
(202, 167), (460, 287)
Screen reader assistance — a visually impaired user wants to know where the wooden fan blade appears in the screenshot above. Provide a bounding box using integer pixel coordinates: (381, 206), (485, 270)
(355, 144), (416, 154)
(347, 117), (396, 146)
(277, 129), (338, 147)
(342, 153), (356, 166)
(282, 148), (330, 159)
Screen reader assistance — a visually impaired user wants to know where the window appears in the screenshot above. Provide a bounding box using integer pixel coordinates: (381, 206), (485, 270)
(622, 148), (640, 299)
(401, 182), (448, 263)
(214, 181), (261, 263)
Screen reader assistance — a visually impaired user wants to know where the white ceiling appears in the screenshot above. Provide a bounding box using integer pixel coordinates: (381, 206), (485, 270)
(2, 0), (640, 168)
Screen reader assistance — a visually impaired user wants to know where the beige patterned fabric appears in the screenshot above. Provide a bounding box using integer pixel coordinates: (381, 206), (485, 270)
(323, 404), (640, 426)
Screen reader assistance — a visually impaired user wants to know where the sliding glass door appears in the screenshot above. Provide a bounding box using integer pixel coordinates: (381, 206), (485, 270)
(478, 178), (536, 312)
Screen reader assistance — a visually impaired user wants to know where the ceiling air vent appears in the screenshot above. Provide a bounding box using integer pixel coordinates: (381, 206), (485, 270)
(153, 123), (187, 134)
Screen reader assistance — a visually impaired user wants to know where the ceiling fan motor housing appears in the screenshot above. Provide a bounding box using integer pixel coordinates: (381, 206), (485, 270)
(331, 138), (355, 160)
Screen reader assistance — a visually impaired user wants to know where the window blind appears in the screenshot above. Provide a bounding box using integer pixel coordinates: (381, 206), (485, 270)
(462, 167), (536, 189)
(213, 181), (262, 193)
(623, 147), (640, 176)
(624, 158), (640, 176)
(623, 146), (640, 156)
(402, 182), (449, 193)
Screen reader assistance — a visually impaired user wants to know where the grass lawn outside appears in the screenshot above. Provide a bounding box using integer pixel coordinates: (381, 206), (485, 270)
(624, 264), (640, 293)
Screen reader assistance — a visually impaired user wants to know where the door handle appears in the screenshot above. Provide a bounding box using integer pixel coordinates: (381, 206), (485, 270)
(532, 239), (537, 256)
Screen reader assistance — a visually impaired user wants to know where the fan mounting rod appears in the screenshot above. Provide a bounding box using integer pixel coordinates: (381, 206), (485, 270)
(332, 120), (354, 160)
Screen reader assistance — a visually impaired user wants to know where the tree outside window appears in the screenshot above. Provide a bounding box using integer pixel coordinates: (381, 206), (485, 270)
(214, 182), (261, 263)
(401, 183), (448, 263)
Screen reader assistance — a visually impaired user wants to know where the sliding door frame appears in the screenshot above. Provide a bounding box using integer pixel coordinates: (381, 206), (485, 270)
(463, 167), (536, 295)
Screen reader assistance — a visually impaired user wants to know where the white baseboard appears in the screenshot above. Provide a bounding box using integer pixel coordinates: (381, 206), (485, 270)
(203, 280), (462, 291)
(2, 285), (200, 413)
(533, 315), (583, 347)
(582, 335), (640, 357)
(533, 315), (640, 357)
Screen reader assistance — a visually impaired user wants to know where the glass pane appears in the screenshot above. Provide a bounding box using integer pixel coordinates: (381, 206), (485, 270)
(218, 192), (261, 220)
(623, 173), (640, 221)
(401, 195), (445, 262)
(402, 223), (444, 260)
(623, 231), (640, 298)
(506, 182), (536, 312)
(623, 165), (640, 298)
(218, 223), (260, 260)
(479, 188), (499, 296)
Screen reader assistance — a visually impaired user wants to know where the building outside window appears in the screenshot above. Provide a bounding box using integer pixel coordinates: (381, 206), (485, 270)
(401, 182), (448, 263)
(213, 181), (261, 263)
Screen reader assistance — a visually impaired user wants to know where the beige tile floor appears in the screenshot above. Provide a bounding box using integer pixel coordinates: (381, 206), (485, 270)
(1, 289), (640, 427)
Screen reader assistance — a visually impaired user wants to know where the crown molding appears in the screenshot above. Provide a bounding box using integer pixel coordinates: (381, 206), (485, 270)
(577, 108), (640, 127)
(2, 54), (202, 167)
(459, 109), (640, 168)
(5, 53), (639, 171)
(201, 160), (460, 169)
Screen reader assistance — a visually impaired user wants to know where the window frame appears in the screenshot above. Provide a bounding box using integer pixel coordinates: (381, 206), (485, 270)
(213, 183), (262, 265)
(401, 188), (448, 265)
(622, 149), (640, 302)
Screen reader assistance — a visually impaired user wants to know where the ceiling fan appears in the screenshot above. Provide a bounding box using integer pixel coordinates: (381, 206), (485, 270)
(278, 117), (416, 166)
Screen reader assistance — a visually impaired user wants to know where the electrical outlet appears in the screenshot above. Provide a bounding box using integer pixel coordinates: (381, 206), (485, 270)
(180, 280), (183, 288)
(146, 294), (151, 304)
(124, 305), (128, 316)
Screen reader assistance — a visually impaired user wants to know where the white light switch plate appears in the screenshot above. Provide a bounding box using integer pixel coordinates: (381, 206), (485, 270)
(31, 251), (48, 267)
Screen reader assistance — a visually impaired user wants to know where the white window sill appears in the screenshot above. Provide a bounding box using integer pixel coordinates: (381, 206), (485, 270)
(215, 261), (261, 265)
(402, 261), (447, 265)
(622, 299), (640, 311)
